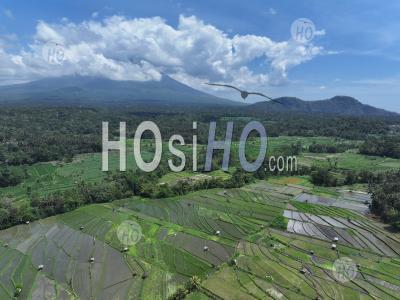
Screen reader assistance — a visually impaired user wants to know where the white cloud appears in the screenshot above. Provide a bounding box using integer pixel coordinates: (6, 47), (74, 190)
(92, 11), (99, 18)
(314, 29), (326, 37)
(269, 8), (277, 15)
(0, 15), (324, 88)
(34, 21), (65, 44)
(0, 33), (17, 49)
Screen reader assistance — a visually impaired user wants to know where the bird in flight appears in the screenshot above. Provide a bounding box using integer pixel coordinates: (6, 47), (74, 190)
(205, 82), (281, 103)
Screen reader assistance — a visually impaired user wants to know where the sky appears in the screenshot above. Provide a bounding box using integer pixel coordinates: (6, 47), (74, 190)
(0, 0), (400, 112)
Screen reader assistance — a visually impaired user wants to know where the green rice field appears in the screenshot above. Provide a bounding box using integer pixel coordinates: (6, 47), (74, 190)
(0, 180), (399, 299)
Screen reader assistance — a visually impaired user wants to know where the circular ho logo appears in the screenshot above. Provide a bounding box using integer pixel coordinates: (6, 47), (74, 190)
(116, 220), (142, 246)
(42, 40), (65, 65)
(291, 18), (315, 43)
(333, 257), (357, 283)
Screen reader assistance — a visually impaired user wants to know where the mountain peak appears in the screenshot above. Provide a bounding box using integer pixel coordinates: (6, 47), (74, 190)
(0, 75), (237, 106)
(329, 96), (360, 104)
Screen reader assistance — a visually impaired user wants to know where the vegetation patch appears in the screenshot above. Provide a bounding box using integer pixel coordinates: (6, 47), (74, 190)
(270, 215), (289, 230)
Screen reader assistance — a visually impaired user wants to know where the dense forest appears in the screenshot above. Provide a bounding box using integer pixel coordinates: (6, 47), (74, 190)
(0, 104), (398, 166)
(370, 171), (400, 229)
(0, 166), (23, 187)
(359, 137), (400, 158)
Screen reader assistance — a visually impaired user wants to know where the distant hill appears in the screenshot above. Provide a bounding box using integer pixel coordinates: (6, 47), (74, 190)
(0, 75), (236, 106)
(0, 77), (397, 116)
(245, 96), (398, 117)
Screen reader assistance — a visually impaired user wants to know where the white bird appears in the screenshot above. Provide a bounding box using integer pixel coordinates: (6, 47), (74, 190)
(205, 82), (281, 103)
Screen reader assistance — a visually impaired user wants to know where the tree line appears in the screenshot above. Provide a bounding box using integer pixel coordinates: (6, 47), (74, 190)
(0, 158), (255, 229)
(359, 137), (400, 158)
(308, 142), (355, 154)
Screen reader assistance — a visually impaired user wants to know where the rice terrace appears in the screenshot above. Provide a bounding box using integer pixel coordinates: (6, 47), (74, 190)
(0, 143), (400, 299)
(1, 0), (400, 299)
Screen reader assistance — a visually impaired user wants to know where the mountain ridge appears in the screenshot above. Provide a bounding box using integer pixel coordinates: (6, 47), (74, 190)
(0, 75), (237, 106)
(245, 95), (398, 117)
(0, 76), (397, 116)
